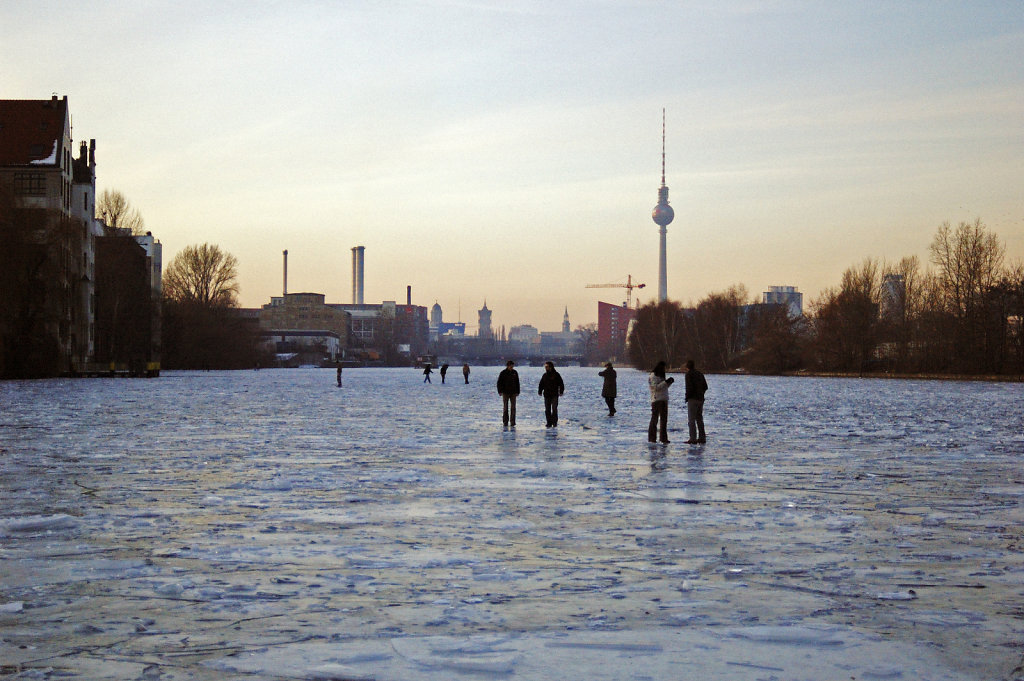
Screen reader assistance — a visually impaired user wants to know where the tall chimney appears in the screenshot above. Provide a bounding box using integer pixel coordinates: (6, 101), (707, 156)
(283, 250), (288, 296)
(352, 246), (365, 304)
(89, 139), (96, 168)
(407, 285), (412, 306)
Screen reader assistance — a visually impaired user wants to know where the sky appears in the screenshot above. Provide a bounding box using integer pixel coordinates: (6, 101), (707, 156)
(3, 1), (1022, 333)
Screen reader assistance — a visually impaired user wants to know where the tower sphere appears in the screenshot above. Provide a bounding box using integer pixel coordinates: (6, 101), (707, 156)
(652, 203), (674, 227)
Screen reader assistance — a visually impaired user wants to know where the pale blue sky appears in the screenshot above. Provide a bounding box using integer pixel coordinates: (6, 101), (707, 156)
(4, 1), (1022, 332)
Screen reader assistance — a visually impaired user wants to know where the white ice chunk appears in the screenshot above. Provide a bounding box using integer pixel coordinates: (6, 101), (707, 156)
(725, 625), (846, 646)
(0, 514), (78, 535)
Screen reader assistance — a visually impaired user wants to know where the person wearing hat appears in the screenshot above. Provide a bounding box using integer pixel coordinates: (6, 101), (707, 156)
(598, 362), (617, 416)
(538, 361), (565, 427)
(496, 360), (521, 427)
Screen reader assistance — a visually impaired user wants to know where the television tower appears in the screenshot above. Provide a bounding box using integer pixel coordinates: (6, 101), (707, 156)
(651, 109), (674, 302)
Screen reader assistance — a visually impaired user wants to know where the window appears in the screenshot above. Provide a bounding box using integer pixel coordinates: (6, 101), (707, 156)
(14, 173), (46, 195)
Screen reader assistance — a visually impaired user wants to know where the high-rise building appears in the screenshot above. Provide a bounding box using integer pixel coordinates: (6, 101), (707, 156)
(762, 285), (803, 318)
(429, 301), (443, 341)
(880, 274), (906, 321)
(651, 109), (674, 303)
(597, 301), (637, 361)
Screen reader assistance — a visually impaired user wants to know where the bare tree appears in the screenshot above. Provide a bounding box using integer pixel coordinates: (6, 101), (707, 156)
(810, 258), (882, 373)
(689, 284), (749, 370)
(929, 218), (1005, 320)
(627, 300), (687, 370)
(163, 243), (240, 307)
(929, 219), (1006, 372)
(575, 323), (599, 364)
(97, 188), (145, 236)
(740, 305), (808, 374)
(997, 261), (1024, 373)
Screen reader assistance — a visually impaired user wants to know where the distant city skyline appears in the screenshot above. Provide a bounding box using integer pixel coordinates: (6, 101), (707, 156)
(3, 2), (1021, 333)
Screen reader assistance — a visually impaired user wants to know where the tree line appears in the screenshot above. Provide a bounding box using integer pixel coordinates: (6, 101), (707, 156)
(629, 219), (1023, 376)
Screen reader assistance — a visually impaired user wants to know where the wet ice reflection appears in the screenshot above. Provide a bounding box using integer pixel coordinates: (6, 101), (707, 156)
(0, 368), (1022, 680)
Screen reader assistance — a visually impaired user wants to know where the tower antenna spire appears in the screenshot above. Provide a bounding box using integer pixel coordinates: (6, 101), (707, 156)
(651, 108), (674, 303)
(661, 107), (666, 187)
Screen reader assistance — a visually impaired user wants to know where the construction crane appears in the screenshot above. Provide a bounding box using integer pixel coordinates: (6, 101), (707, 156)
(586, 274), (646, 308)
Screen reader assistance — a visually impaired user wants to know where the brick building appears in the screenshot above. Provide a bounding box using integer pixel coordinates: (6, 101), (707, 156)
(597, 301), (637, 362)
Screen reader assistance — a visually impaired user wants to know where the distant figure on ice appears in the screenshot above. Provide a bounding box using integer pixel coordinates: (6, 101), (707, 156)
(648, 360), (675, 444)
(599, 362), (617, 416)
(336, 361), (343, 387)
(440, 363), (449, 384)
(538, 361), (565, 428)
(423, 364), (433, 383)
(684, 359), (708, 444)
(462, 363), (471, 384)
(496, 361), (521, 427)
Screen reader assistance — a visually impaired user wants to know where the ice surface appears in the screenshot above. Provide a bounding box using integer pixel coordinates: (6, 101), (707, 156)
(0, 368), (1022, 680)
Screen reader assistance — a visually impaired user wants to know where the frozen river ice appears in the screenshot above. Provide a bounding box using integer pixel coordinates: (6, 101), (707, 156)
(1, 367), (1022, 680)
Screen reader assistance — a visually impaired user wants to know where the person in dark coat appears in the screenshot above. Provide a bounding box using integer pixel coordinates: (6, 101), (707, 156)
(538, 361), (565, 428)
(462, 363), (470, 384)
(496, 360), (521, 426)
(598, 362), (617, 416)
(647, 360), (675, 444)
(440, 363), (449, 384)
(684, 359), (709, 444)
(336, 361), (343, 387)
(423, 364), (433, 383)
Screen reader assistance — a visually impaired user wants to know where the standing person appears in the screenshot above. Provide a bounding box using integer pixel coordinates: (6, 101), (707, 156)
(440, 363), (449, 384)
(496, 360), (521, 427)
(336, 361), (343, 387)
(423, 364), (433, 383)
(598, 362), (617, 416)
(647, 361), (675, 444)
(462, 363), (470, 384)
(684, 359), (709, 444)
(538, 361), (565, 428)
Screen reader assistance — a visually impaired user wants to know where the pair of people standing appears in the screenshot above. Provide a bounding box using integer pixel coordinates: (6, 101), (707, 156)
(648, 360), (708, 444)
(496, 361), (565, 428)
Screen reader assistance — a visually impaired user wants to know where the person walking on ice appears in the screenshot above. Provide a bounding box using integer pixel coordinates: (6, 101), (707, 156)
(423, 364), (433, 383)
(647, 361), (674, 444)
(684, 359), (708, 444)
(599, 362), (617, 416)
(462, 363), (470, 384)
(538, 361), (565, 428)
(496, 360), (521, 427)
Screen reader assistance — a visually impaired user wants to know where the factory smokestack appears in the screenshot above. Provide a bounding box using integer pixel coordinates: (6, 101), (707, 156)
(407, 285), (412, 306)
(283, 250), (288, 296)
(351, 246), (365, 304)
